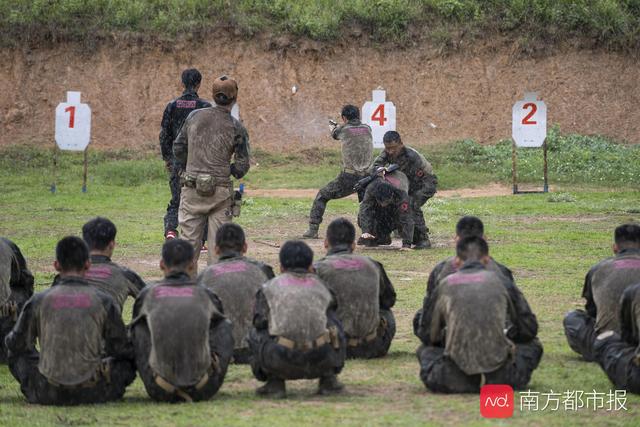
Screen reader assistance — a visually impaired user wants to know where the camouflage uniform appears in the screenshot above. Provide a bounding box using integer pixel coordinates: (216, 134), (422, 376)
(4, 276), (135, 405)
(173, 105), (250, 265)
(415, 262), (542, 393)
(372, 146), (437, 244)
(131, 272), (233, 402)
(0, 238), (34, 363)
(307, 120), (373, 231)
(85, 254), (147, 314)
(159, 90), (211, 236)
(594, 283), (640, 393)
(564, 249), (640, 362)
(248, 270), (346, 384)
(197, 251), (274, 363)
(357, 171), (414, 247)
(314, 246), (396, 359)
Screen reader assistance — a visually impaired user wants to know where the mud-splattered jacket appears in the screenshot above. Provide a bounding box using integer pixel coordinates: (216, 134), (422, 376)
(5, 275), (131, 385)
(332, 119), (373, 174)
(173, 105), (250, 182)
(372, 146), (437, 199)
(0, 238), (34, 307)
(159, 90), (211, 162)
(619, 283), (640, 360)
(85, 255), (146, 313)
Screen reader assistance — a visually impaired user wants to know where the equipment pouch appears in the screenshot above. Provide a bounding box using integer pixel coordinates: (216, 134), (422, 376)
(232, 190), (242, 217)
(195, 175), (216, 197)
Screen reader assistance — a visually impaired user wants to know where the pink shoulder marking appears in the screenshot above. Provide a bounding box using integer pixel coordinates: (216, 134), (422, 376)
(210, 261), (248, 276)
(447, 272), (485, 285)
(614, 259), (640, 269)
(52, 293), (92, 309)
(331, 258), (366, 270)
(86, 265), (112, 280)
(154, 286), (194, 298)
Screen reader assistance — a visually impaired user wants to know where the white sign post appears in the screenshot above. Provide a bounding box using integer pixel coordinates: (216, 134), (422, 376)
(362, 89), (396, 149)
(511, 92), (549, 194)
(52, 91), (92, 193)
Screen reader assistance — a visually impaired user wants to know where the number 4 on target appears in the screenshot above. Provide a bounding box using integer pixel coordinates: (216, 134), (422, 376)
(362, 89), (396, 149)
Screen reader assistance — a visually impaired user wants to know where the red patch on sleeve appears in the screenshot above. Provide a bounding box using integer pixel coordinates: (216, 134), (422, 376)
(416, 169), (424, 177)
(401, 201), (409, 211)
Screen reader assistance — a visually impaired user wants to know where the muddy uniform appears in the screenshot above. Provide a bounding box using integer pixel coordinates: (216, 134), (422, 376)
(308, 120), (373, 226)
(415, 262), (543, 393)
(412, 256), (530, 335)
(314, 247), (396, 358)
(358, 171), (414, 247)
(131, 272), (233, 402)
(4, 276), (135, 405)
(173, 105), (250, 264)
(595, 283), (640, 393)
(160, 90), (212, 236)
(197, 251), (274, 363)
(248, 271), (346, 383)
(0, 238), (34, 363)
(564, 249), (640, 361)
(372, 147), (437, 244)
(85, 255), (147, 313)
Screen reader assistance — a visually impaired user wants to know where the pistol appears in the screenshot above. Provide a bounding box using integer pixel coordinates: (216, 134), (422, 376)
(329, 119), (338, 127)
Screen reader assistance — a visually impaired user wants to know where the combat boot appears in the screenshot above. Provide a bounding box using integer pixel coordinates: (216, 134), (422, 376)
(256, 379), (286, 398)
(317, 375), (344, 395)
(413, 235), (432, 250)
(376, 234), (392, 246)
(302, 223), (319, 239)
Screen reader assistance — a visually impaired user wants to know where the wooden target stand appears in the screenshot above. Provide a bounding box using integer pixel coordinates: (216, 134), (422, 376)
(50, 145), (89, 194)
(511, 140), (549, 194)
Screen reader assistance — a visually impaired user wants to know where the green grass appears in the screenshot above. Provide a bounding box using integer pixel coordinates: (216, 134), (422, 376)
(3, 1), (640, 50)
(0, 151), (639, 425)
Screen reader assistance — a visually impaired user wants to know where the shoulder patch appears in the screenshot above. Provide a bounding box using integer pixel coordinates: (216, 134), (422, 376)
(613, 259), (640, 269)
(400, 201), (409, 212)
(52, 294), (92, 309)
(176, 100), (197, 109)
(86, 265), (112, 280)
(154, 286), (194, 298)
(210, 261), (249, 276)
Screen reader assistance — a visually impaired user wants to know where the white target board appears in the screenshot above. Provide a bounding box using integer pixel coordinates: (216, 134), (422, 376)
(55, 91), (91, 151)
(231, 102), (240, 121)
(512, 92), (546, 148)
(362, 89), (396, 148)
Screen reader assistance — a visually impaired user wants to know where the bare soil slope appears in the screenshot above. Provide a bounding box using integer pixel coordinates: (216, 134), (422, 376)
(1, 37), (638, 151)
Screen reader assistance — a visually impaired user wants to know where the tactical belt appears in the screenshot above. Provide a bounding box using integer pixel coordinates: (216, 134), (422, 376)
(343, 168), (368, 177)
(347, 316), (387, 347)
(47, 359), (111, 389)
(153, 353), (219, 402)
(276, 327), (340, 351)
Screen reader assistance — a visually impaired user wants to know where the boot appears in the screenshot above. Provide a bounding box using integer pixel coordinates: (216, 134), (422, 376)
(413, 234), (432, 250)
(318, 375), (344, 395)
(256, 379), (286, 398)
(302, 223), (319, 239)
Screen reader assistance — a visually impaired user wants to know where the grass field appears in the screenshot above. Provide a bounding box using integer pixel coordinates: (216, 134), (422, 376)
(0, 147), (639, 425)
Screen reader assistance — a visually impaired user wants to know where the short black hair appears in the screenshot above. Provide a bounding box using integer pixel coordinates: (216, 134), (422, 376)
(56, 236), (89, 272)
(456, 236), (489, 261)
(162, 239), (194, 270)
(383, 131), (401, 145)
(615, 224), (640, 249)
(82, 217), (116, 251)
(181, 68), (202, 90)
(456, 216), (484, 239)
(341, 105), (360, 121)
(327, 218), (355, 247)
(214, 93), (233, 106)
(215, 223), (246, 253)
(373, 181), (396, 205)
(279, 240), (313, 270)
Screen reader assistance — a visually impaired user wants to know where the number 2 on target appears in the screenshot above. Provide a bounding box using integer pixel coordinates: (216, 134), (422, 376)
(65, 106), (76, 128)
(371, 104), (387, 126)
(521, 103), (537, 125)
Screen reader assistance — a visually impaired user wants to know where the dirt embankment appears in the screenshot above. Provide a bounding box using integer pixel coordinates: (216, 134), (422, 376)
(1, 37), (639, 151)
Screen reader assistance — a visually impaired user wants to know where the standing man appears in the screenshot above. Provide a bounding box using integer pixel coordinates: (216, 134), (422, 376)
(131, 239), (233, 402)
(371, 131), (437, 249)
(0, 238), (34, 363)
(82, 217), (147, 313)
(5, 237), (136, 405)
(197, 223), (274, 363)
(303, 105), (372, 239)
(160, 68), (212, 241)
(173, 75), (250, 268)
(249, 240), (346, 398)
(315, 218), (396, 358)
(564, 224), (640, 361)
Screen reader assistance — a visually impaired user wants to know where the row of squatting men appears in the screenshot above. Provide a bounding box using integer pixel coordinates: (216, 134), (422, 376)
(1, 217), (396, 403)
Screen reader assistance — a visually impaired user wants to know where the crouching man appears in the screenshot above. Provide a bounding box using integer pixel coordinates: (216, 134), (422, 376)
(249, 240), (346, 398)
(5, 236), (135, 405)
(131, 239), (233, 402)
(315, 218), (396, 358)
(415, 236), (543, 393)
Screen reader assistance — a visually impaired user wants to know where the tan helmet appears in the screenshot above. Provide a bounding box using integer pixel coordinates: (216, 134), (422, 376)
(212, 75), (238, 104)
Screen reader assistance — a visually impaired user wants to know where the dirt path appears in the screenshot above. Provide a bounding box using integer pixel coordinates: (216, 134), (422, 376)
(246, 183), (514, 199)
